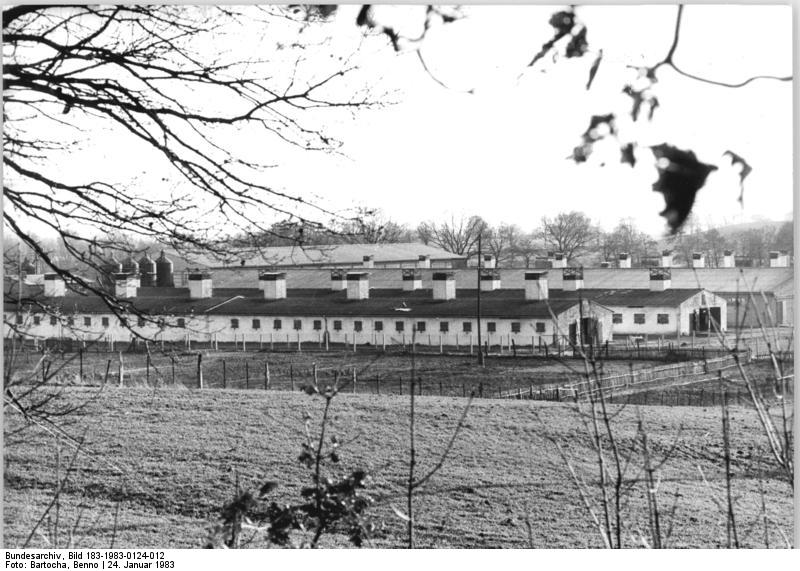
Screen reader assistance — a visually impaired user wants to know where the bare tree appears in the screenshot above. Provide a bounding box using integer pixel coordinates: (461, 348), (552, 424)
(485, 223), (524, 266)
(3, 5), (376, 304)
(416, 215), (488, 257)
(539, 211), (595, 263)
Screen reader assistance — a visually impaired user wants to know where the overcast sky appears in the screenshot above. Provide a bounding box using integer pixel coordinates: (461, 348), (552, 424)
(27, 4), (793, 239)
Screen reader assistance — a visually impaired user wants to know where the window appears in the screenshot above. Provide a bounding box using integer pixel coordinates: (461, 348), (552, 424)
(83, 316), (91, 327)
(50, 316), (58, 326)
(313, 320), (322, 331)
(293, 319), (302, 330)
(374, 320), (383, 331)
(231, 318), (239, 329)
(15, 314), (23, 325)
(511, 322), (521, 333)
(657, 314), (669, 324)
(177, 318), (185, 328)
(416, 321), (426, 332)
(33, 315), (40, 326)
(634, 313), (645, 325)
(102, 317), (110, 328)
(333, 320), (342, 331)
(487, 322), (496, 333)
(395, 321), (405, 332)
(138, 317), (146, 327)
(252, 319), (261, 329)
(613, 313), (623, 324)
(273, 319), (282, 330)
(354, 320), (363, 332)
(462, 322), (472, 333)
(535, 322), (546, 333)
(440, 322), (449, 333)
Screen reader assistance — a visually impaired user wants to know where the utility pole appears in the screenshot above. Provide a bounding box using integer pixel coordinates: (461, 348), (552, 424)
(476, 233), (484, 367)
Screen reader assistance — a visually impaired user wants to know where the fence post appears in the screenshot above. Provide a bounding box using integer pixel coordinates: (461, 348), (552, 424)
(352, 334), (356, 353)
(479, 382), (483, 398)
(462, 382), (466, 398)
(118, 351), (124, 387)
(313, 363), (318, 388)
(298, 333), (302, 353)
(223, 359), (227, 389)
(439, 335), (443, 354)
(290, 364), (295, 392)
(79, 346), (84, 382)
(352, 368), (357, 394)
(399, 375), (403, 395)
(469, 334), (473, 355)
(265, 361), (270, 390)
(146, 352), (151, 385)
(439, 379), (443, 396)
(376, 373), (380, 395)
(171, 356), (175, 385)
(512, 339), (517, 357)
(196, 353), (203, 389)
(245, 360), (250, 389)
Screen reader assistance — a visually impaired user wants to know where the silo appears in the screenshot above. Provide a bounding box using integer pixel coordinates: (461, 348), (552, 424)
(122, 255), (139, 276)
(156, 250), (174, 287)
(139, 252), (156, 287)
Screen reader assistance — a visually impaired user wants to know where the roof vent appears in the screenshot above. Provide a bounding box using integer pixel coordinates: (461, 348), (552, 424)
(346, 272), (369, 300)
(722, 250), (735, 268)
(551, 252), (567, 269)
(562, 267), (584, 291)
(114, 272), (139, 299)
(330, 269), (347, 290)
(480, 269), (501, 291)
(649, 267), (671, 291)
(417, 255), (431, 269)
(524, 272), (548, 301)
(661, 250), (673, 268)
(259, 272), (287, 299)
(691, 252), (705, 268)
(432, 272), (455, 300)
(618, 253), (631, 269)
(402, 269), (422, 291)
(188, 272), (213, 299)
(769, 251), (789, 268)
(482, 254), (496, 269)
(362, 255), (374, 269)
(43, 273), (66, 297)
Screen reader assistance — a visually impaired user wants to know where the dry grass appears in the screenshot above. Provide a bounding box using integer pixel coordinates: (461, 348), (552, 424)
(4, 386), (793, 548)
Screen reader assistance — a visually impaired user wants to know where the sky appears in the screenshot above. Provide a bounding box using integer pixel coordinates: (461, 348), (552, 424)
(8, 4), (794, 240)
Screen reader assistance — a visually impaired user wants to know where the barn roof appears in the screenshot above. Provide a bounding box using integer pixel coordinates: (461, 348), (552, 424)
(206, 266), (792, 294)
(178, 242), (465, 269)
(6, 288), (599, 320)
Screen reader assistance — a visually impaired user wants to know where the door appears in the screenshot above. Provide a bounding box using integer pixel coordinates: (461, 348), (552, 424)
(710, 307), (722, 331)
(698, 308), (709, 332)
(568, 322), (577, 347)
(580, 317), (598, 346)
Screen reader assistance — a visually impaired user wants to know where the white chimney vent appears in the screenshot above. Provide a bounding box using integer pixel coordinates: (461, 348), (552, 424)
(599, 261), (611, 268)
(722, 250), (735, 268)
(524, 272), (548, 301)
(362, 255), (374, 269)
(346, 272), (369, 300)
(562, 267), (584, 291)
(649, 267), (671, 291)
(402, 269), (422, 291)
(692, 253), (705, 269)
(417, 255), (431, 269)
(114, 273), (139, 299)
(661, 250), (673, 268)
(618, 253), (631, 269)
(482, 254), (496, 269)
(551, 252), (567, 269)
(479, 269), (501, 291)
(188, 272), (213, 299)
(769, 251), (789, 268)
(432, 272), (455, 300)
(43, 273), (66, 297)
(259, 272), (287, 299)
(330, 269), (347, 291)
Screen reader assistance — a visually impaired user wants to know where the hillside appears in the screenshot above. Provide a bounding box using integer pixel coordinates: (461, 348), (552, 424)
(3, 388), (793, 548)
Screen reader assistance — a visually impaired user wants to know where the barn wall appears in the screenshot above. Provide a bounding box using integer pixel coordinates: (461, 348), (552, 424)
(603, 305), (680, 337)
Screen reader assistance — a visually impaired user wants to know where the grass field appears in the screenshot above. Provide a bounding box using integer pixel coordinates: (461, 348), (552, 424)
(4, 384), (793, 548)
